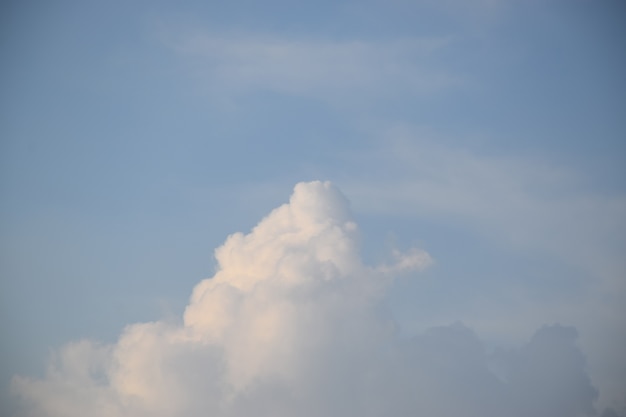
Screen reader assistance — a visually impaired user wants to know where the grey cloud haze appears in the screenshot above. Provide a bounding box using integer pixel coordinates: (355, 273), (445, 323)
(337, 133), (626, 407)
(11, 182), (616, 417)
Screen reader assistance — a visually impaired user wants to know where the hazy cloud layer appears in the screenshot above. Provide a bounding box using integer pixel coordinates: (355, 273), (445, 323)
(170, 34), (458, 100)
(11, 182), (613, 416)
(342, 132), (626, 287)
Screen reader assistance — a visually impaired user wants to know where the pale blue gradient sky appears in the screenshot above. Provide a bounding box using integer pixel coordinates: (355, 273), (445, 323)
(1, 0), (625, 414)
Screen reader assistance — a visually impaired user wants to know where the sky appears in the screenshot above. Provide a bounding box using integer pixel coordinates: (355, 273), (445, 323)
(1, 0), (625, 416)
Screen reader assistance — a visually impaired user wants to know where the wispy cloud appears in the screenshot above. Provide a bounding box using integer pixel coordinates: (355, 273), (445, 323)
(339, 126), (626, 290)
(166, 33), (459, 101)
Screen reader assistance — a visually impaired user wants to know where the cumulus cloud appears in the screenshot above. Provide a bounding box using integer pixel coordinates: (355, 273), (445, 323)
(11, 181), (611, 417)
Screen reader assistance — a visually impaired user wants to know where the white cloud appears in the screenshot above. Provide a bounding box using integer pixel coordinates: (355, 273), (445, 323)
(11, 181), (615, 417)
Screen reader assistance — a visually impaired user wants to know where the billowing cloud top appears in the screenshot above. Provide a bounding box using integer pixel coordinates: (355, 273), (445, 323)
(12, 181), (604, 417)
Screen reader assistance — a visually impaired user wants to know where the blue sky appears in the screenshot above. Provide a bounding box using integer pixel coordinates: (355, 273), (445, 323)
(1, 1), (625, 416)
